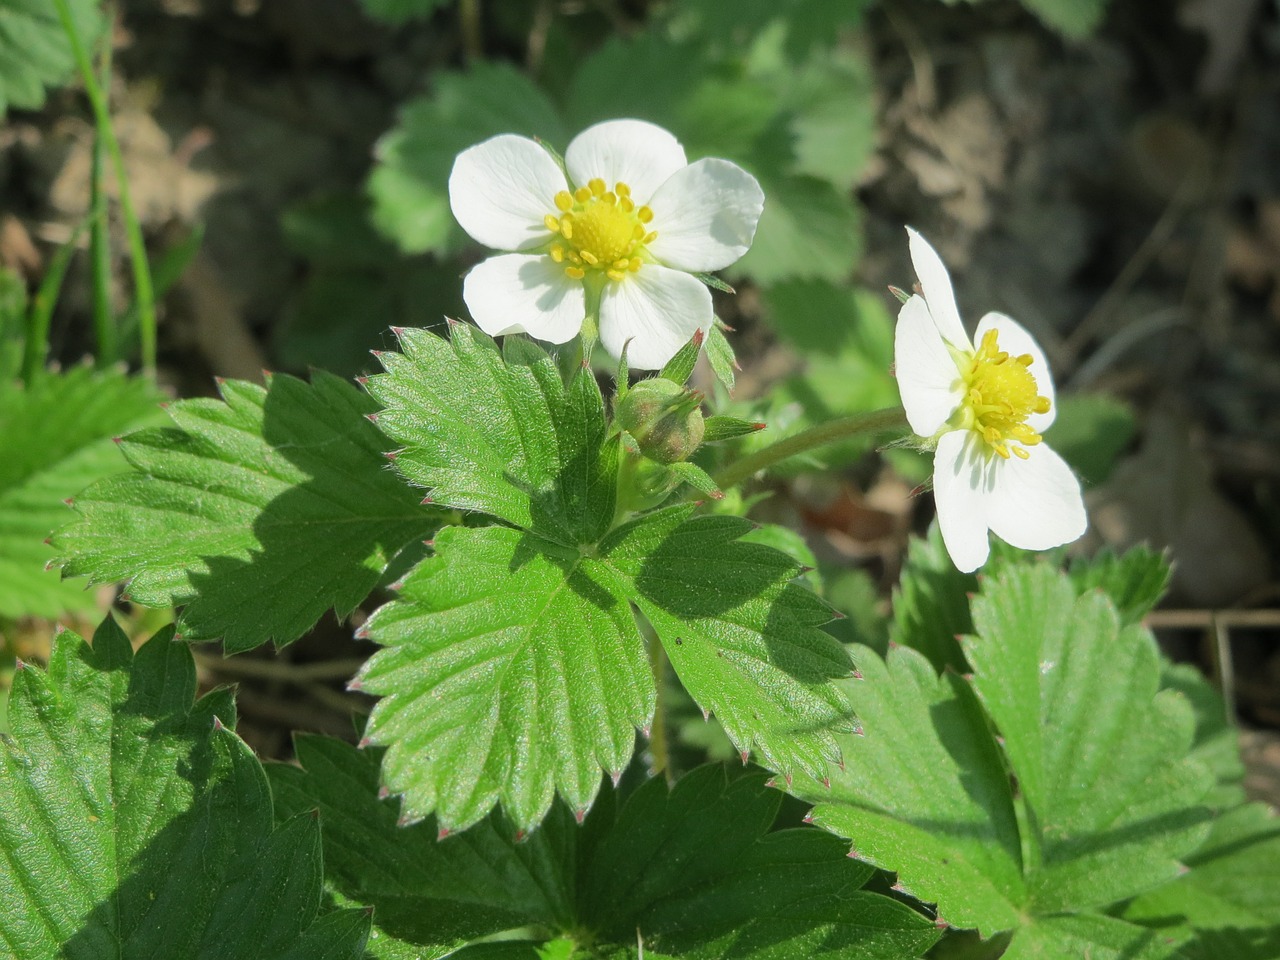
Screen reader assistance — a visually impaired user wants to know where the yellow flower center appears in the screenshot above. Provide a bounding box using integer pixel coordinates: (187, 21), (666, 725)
(543, 178), (657, 283)
(960, 328), (1052, 460)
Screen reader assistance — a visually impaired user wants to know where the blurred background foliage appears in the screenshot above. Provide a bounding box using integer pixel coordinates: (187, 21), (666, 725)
(2, 0), (1280, 801)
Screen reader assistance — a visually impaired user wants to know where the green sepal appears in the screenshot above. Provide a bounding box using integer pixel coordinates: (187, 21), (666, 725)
(666, 460), (722, 500)
(702, 415), (767, 443)
(693, 271), (736, 294)
(658, 329), (705, 384)
(705, 322), (737, 392)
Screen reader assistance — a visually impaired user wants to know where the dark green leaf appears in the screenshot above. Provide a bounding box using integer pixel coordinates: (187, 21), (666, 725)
(51, 371), (436, 652)
(0, 367), (162, 619)
(269, 741), (939, 958)
(1160, 662), (1245, 810)
(889, 523), (976, 674)
(0, 618), (369, 958)
(1067, 544), (1170, 626)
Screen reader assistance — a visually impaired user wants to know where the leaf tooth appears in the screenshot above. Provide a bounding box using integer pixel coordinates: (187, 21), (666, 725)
(364, 412), (379, 424)
(801, 810), (814, 823)
(934, 915), (950, 930)
(357, 736), (373, 749)
(822, 776), (831, 790)
(212, 714), (225, 732)
(610, 769), (623, 788)
(847, 845), (859, 858)
(63, 497), (75, 507)
(420, 495), (434, 505)
(739, 749), (749, 765)
(390, 326), (407, 340)
(376, 785), (391, 800)
(851, 723), (865, 737)
(701, 707), (710, 722)
(850, 668), (863, 680)
(353, 623), (370, 640)
(436, 824), (451, 839)
(346, 677), (363, 692)
(574, 807), (587, 824)
(13, 658), (25, 671)
(355, 376), (369, 387)
(513, 828), (527, 843)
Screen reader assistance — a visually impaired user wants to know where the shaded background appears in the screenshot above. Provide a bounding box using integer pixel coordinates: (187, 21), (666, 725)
(1, 0), (1278, 799)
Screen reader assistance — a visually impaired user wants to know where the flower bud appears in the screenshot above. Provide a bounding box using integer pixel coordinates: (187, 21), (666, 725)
(616, 378), (705, 464)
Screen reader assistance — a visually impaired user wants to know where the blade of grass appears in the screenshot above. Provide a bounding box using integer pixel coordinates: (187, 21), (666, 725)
(89, 19), (117, 367)
(53, 0), (157, 377)
(117, 224), (203, 352)
(22, 220), (89, 384)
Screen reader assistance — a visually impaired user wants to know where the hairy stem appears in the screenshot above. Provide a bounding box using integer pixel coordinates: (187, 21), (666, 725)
(712, 406), (909, 491)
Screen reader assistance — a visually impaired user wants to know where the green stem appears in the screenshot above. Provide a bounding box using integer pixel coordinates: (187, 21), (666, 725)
(54, 0), (157, 377)
(647, 634), (672, 784)
(712, 406), (909, 491)
(22, 220), (88, 383)
(88, 16), (116, 366)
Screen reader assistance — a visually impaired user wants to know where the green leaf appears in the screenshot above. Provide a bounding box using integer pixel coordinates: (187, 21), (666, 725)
(369, 63), (567, 254)
(658, 330), (704, 385)
(359, 522), (654, 831)
(269, 740), (940, 958)
(1160, 662), (1245, 810)
(368, 324), (617, 546)
(888, 523), (976, 674)
(51, 371), (436, 652)
(1001, 914), (1181, 960)
(0, 367), (162, 619)
(0, 0), (101, 117)
(1123, 802), (1280, 949)
(796, 566), (1215, 947)
(1067, 544), (1169, 626)
(362, 326), (854, 831)
(732, 175), (861, 284)
(0, 617), (369, 958)
(356, 0), (450, 24)
(803, 646), (1026, 933)
(965, 566), (1212, 914)
(702, 416), (764, 443)
(361, 508), (854, 832)
(0, 266), (26, 380)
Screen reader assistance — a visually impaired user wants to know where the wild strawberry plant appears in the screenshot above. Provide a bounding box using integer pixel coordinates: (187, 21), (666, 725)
(1, 5), (1277, 957)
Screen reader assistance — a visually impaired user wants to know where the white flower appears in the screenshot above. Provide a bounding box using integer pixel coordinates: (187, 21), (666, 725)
(895, 227), (1087, 573)
(448, 118), (764, 370)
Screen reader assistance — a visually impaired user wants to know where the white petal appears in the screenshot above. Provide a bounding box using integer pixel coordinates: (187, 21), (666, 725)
(462, 254), (585, 344)
(449, 135), (567, 251)
(598, 264), (712, 370)
(565, 119), (687, 204)
(974, 311), (1057, 432)
(985, 443), (1087, 553)
(895, 294), (965, 437)
(906, 227), (969, 350)
(644, 159), (765, 272)
(932, 431), (994, 573)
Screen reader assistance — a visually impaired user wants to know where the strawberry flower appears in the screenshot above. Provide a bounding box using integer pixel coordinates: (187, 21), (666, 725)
(448, 118), (764, 369)
(895, 227), (1087, 572)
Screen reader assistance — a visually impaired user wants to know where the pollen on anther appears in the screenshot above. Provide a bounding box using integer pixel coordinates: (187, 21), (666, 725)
(574, 186), (591, 203)
(616, 182), (631, 198)
(554, 191), (573, 212)
(544, 214), (560, 233)
(588, 177), (606, 196)
(565, 266), (586, 280)
(637, 206), (654, 223)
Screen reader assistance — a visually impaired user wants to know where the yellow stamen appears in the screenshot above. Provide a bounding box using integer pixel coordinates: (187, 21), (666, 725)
(540, 178), (656, 284)
(960, 328), (1052, 460)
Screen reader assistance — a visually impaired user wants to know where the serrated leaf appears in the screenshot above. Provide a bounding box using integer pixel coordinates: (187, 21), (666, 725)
(0, 618), (369, 958)
(368, 324), (617, 546)
(802, 647), (1026, 933)
(359, 522), (654, 831)
(966, 566), (1213, 914)
(1067, 544), (1170, 625)
(0, 0), (101, 117)
(356, 0), (449, 24)
(0, 367), (163, 619)
(269, 741), (939, 958)
(51, 371), (436, 652)
(370, 63), (567, 255)
(797, 566), (1215, 947)
(361, 507), (854, 832)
